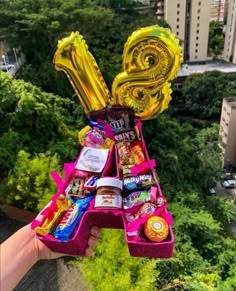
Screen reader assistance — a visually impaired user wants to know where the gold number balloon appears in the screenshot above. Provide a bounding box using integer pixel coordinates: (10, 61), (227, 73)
(53, 32), (111, 115)
(112, 25), (182, 119)
(53, 26), (182, 120)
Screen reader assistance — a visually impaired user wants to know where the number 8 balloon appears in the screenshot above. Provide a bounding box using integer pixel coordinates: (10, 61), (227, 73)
(53, 25), (182, 120)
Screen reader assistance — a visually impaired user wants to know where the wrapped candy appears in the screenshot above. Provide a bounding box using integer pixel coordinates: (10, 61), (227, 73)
(130, 141), (146, 165)
(144, 216), (169, 242)
(123, 174), (155, 191)
(35, 194), (72, 236)
(54, 196), (93, 242)
(89, 106), (136, 133)
(123, 190), (151, 209)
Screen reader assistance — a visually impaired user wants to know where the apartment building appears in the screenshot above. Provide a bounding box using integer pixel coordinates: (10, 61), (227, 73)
(210, 0), (228, 22)
(223, 0), (236, 63)
(156, 0), (165, 18)
(219, 97), (236, 167)
(156, 0), (211, 62)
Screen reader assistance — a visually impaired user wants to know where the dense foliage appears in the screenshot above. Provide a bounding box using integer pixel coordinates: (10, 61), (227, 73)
(182, 71), (236, 118)
(208, 20), (224, 59)
(0, 0), (168, 97)
(0, 71), (86, 210)
(0, 1), (236, 290)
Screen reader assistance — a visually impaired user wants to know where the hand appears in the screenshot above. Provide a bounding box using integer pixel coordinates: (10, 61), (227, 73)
(1, 224), (101, 291)
(34, 225), (101, 260)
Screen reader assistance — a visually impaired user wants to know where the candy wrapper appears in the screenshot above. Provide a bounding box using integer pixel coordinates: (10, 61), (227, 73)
(144, 216), (169, 242)
(89, 106), (136, 133)
(65, 169), (99, 198)
(124, 190), (152, 209)
(54, 196), (93, 242)
(123, 174), (156, 192)
(35, 194), (72, 236)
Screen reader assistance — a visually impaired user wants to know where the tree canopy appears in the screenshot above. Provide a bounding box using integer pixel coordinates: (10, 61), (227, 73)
(182, 71), (236, 118)
(0, 0), (168, 97)
(208, 20), (224, 59)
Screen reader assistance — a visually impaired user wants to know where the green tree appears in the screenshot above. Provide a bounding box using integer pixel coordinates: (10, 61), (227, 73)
(76, 229), (157, 291)
(0, 0), (169, 97)
(208, 20), (224, 59)
(182, 71), (236, 118)
(193, 123), (223, 187)
(0, 150), (60, 211)
(0, 71), (85, 177)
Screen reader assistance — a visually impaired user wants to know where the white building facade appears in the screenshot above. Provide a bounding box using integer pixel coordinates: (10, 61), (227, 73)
(223, 0), (236, 63)
(156, 0), (211, 62)
(219, 97), (236, 167)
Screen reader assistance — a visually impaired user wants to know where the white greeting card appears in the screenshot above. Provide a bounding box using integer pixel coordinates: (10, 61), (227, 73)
(75, 147), (109, 173)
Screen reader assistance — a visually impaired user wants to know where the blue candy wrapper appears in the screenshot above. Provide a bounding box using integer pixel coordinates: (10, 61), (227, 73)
(53, 195), (93, 242)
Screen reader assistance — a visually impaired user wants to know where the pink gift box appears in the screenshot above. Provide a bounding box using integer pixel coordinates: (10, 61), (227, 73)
(35, 207), (174, 258)
(32, 120), (174, 258)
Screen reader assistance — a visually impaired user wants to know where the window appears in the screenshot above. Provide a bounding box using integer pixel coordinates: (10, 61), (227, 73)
(198, 16), (200, 20)
(196, 36), (199, 40)
(197, 9), (200, 13)
(195, 49), (198, 53)
(197, 23), (200, 27)
(177, 4), (180, 8)
(195, 55), (198, 59)
(177, 11), (180, 15)
(198, 1), (201, 6)
(196, 30), (199, 34)
(176, 25), (179, 29)
(176, 31), (179, 35)
(177, 18), (180, 22)
(196, 43), (198, 47)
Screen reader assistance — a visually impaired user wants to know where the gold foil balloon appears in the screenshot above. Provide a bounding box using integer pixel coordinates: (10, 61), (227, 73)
(53, 26), (182, 120)
(112, 25), (182, 119)
(53, 32), (111, 115)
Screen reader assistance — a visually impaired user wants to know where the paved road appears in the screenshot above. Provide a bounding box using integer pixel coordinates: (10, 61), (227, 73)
(0, 216), (89, 291)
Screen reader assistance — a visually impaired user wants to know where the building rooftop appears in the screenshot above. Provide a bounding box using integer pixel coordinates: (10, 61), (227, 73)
(178, 60), (236, 77)
(225, 97), (236, 108)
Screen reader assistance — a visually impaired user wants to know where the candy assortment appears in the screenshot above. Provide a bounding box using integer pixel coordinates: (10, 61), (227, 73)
(89, 106), (170, 243)
(32, 106), (173, 257)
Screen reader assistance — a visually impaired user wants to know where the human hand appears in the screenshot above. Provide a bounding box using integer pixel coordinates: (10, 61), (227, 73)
(1, 224), (101, 291)
(34, 225), (101, 260)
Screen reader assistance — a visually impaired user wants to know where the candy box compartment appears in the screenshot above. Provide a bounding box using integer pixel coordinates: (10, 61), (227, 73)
(36, 207), (174, 258)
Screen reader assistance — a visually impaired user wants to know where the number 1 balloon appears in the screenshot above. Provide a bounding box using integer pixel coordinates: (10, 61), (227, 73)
(53, 25), (182, 120)
(53, 32), (111, 115)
